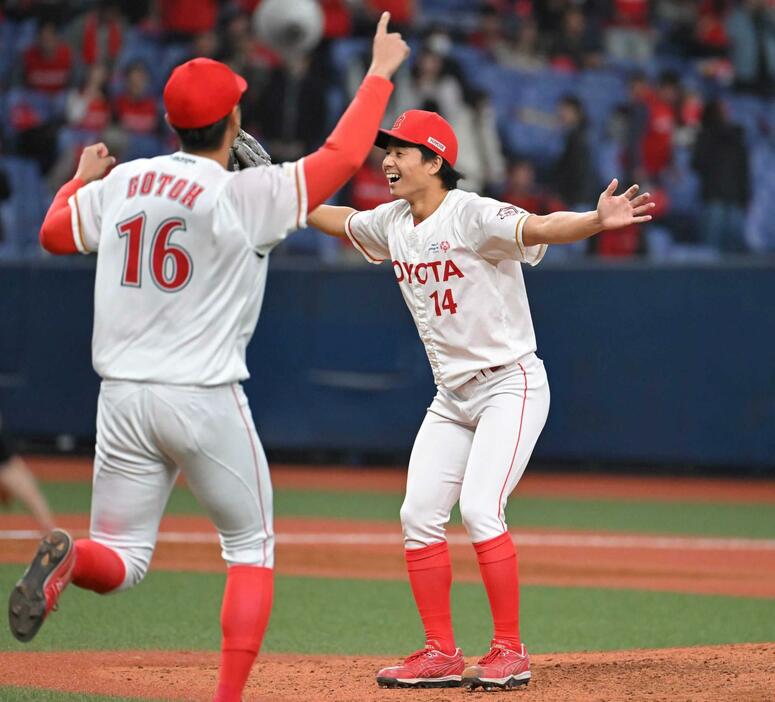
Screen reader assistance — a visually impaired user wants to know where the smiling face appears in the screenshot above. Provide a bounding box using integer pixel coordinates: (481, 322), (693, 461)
(382, 140), (444, 201)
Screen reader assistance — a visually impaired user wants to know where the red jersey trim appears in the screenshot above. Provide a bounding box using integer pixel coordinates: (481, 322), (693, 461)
(295, 159), (308, 230)
(345, 211), (384, 264)
(68, 192), (90, 254)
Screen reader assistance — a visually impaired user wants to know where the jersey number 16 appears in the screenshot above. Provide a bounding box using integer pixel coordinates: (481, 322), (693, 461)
(116, 213), (193, 292)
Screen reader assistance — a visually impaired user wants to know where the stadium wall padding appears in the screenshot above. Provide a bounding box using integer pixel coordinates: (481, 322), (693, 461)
(0, 259), (772, 468)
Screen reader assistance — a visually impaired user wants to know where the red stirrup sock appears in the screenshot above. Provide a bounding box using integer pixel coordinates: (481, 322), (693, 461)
(405, 541), (456, 653)
(214, 565), (274, 702)
(474, 532), (521, 648)
(71, 539), (126, 594)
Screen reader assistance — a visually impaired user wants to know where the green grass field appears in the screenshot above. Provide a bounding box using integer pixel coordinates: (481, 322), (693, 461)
(9, 481), (775, 539)
(1, 477), (774, 701)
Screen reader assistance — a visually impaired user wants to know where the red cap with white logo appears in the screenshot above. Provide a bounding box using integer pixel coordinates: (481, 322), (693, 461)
(375, 110), (459, 167)
(164, 58), (247, 129)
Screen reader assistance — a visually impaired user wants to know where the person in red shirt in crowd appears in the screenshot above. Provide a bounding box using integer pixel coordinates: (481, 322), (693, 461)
(628, 71), (684, 180)
(67, 64), (111, 134)
(605, 0), (654, 63)
(23, 20), (73, 94)
(348, 147), (394, 212)
(549, 6), (604, 71)
(112, 62), (159, 135)
(68, 1), (124, 68)
(503, 159), (565, 216)
(48, 64), (113, 189)
(321, 0), (353, 39)
(695, 0), (730, 56)
(159, 0), (217, 40)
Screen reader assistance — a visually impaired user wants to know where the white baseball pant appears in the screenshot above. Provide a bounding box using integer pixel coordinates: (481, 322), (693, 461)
(401, 354), (550, 548)
(89, 381), (274, 591)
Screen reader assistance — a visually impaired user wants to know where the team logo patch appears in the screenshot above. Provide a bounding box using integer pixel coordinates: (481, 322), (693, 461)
(392, 113), (407, 129)
(440, 240), (451, 253)
(497, 205), (519, 219)
(427, 136), (446, 152)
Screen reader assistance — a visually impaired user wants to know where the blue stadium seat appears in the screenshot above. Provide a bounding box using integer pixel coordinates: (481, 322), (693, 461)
(0, 156), (48, 257)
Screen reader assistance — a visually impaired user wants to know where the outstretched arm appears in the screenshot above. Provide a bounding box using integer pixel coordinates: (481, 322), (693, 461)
(522, 179), (655, 247)
(307, 205), (356, 238)
(302, 13), (409, 211)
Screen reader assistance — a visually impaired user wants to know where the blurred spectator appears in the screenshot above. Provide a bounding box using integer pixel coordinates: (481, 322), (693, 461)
(503, 159), (564, 215)
(726, 0), (775, 96)
(254, 51), (329, 162)
(548, 7), (603, 71)
(635, 71), (681, 179)
(66, 64), (111, 134)
(321, 0), (353, 39)
(691, 100), (750, 252)
(67, 1), (124, 68)
(159, 0), (217, 40)
(113, 62), (159, 135)
(495, 18), (548, 72)
(49, 64), (112, 188)
(552, 95), (594, 210)
(457, 89), (506, 195)
(112, 62), (161, 160)
(533, 0), (570, 36)
(694, 0), (730, 57)
(21, 20), (73, 94)
(470, 5), (511, 60)
(605, 0), (655, 64)
(221, 12), (273, 133)
(347, 147), (393, 212)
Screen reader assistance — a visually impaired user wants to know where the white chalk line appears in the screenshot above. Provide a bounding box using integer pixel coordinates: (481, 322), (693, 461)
(1, 530), (774, 552)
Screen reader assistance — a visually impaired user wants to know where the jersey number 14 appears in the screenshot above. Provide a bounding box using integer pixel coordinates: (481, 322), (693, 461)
(430, 288), (458, 316)
(116, 213), (192, 292)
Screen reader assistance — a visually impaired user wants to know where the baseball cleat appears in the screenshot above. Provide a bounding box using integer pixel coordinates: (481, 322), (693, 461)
(8, 529), (75, 642)
(462, 641), (531, 691)
(376, 640), (465, 688)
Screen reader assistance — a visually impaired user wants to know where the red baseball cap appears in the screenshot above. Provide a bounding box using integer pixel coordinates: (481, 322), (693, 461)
(164, 58), (247, 129)
(375, 110), (459, 167)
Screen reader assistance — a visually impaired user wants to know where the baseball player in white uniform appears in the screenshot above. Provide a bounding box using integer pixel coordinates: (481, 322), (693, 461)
(8, 15), (408, 702)
(308, 109), (655, 690)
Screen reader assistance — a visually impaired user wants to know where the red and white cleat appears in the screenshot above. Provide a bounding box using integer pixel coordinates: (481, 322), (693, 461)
(462, 640), (531, 690)
(376, 641), (465, 688)
(8, 529), (75, 642)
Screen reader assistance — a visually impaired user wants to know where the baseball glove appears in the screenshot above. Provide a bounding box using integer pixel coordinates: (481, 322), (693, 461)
(229, 130), (272, 170)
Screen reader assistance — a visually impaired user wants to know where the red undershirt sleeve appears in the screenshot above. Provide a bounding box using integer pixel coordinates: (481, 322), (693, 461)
(303, 75), (393, 212)
(39, 177), (86, 255)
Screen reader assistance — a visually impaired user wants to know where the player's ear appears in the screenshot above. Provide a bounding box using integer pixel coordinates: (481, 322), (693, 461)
(427, 155), (443, 177)
(229, 105), (241, 134)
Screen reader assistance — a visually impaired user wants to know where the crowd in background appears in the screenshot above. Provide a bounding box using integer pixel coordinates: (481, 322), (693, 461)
(0, 0), (774, 261)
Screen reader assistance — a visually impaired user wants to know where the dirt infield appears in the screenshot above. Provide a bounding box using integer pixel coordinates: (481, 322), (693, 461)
(24, 456), (775, 503)
(1, 514), (774, 598)
(0, 644), (773, 701)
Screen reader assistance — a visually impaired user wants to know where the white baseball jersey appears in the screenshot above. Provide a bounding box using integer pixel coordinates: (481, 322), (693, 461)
(68, 152), (307, 385)
(345, 189), (547, 389)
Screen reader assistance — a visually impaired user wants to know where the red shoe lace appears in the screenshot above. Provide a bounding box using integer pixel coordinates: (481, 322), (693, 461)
(478, 646), (505, 664)
(404, 646), (435, 663)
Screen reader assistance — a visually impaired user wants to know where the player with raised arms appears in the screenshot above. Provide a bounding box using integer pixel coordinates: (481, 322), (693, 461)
(8, 14), (408, 702)
(308, 110), (655, 690)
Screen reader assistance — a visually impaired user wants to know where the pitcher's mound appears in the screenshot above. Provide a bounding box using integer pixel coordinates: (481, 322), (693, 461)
(0, 644), (773, 701)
